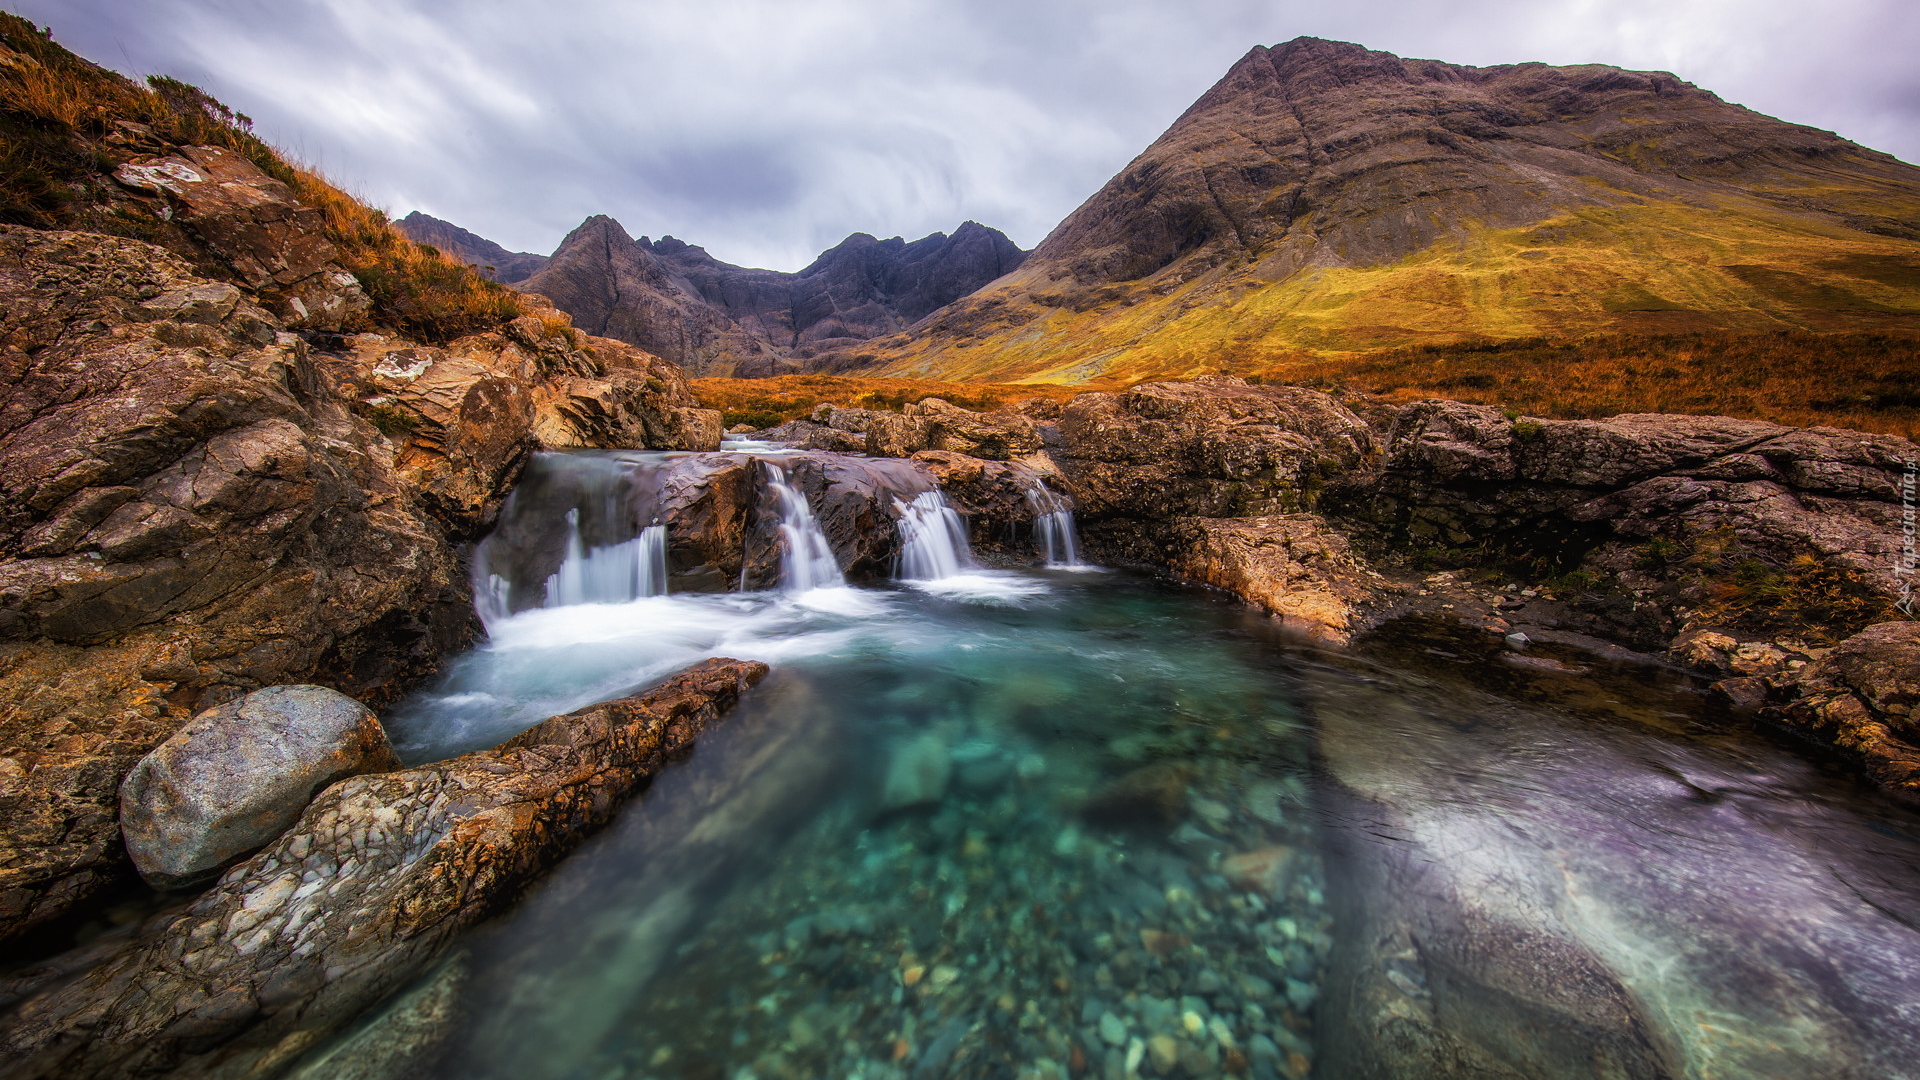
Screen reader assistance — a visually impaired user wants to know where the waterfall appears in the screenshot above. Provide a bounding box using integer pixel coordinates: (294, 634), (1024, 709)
(541, 509), (668, 607)
(895, 490), (974, 580)
(1023, 483), (1083, 568)
(764, 462), (844, 592)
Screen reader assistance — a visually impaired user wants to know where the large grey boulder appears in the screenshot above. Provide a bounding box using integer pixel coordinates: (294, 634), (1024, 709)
(118, 685), (400, 889)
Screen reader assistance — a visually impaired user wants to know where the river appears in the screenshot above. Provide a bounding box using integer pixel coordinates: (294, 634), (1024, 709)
(297, 449), (1920, 1080)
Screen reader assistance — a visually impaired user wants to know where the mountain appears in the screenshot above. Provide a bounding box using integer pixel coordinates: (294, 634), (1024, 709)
(425, 213), (1027, 376)
(396, 211), (550, 283)
(827, 37), (1920, 384)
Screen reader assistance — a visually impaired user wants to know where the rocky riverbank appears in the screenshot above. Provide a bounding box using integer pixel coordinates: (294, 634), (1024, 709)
(774, 377), (1918, 803)
(0, 657), (764, 1079)
(0, 155), (721, 945)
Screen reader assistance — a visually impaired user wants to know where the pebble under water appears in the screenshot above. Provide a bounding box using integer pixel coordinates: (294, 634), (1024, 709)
(318, 454), (1920, 1080)
(369, 572), (1329, 1080)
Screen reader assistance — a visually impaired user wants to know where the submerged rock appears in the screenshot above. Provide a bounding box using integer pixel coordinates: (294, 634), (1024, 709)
(119, 685), (400, 889)
(0, 657), (766, 1080)
(881, 732), (952, 811)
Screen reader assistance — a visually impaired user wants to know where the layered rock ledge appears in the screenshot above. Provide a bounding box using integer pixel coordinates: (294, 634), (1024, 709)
(0, 657), (766, 1080)
(787, 377), (1918, 796)
(0, 221), (720, 944)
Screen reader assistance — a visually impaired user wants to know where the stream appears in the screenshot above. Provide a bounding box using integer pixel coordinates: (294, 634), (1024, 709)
(300, 449), (1920, 1080)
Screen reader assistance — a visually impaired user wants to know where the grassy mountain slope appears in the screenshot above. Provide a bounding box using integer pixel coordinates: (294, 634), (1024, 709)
(828, 38), (1920, 388)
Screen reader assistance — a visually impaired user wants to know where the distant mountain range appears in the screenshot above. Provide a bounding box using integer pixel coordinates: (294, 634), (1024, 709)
(820, 37), (1920, 383)
(398, 212), (1025, 376)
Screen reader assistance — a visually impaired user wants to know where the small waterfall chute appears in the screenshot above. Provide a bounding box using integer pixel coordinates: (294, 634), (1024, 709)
(894, 490), (974, 581)
(764, 462), (844, 593)
(1022, 483), (1084, 568)
(541, 510), (669, 608)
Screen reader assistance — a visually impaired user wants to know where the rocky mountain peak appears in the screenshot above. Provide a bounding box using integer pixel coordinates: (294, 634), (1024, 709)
(832, 38), (1920, 382)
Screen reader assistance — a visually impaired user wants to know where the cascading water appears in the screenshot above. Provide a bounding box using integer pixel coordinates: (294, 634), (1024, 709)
(542, 511), (668, 608)
(325, 445), (1920, 1080)
(763, 461), (844, 592)
(1023, 482), (1083, 568)
(894, 489), (973, 580)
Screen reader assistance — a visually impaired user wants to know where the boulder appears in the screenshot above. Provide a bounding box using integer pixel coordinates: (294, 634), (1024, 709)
(1053, 377), (1377, 520)
(1766, 621), (1920, 804)
(114, 145), (368, 329)
(118, 685), (400, 889)
(866, 398), (1042, 461)
(1162, 515), (1398, 644)
(0, 657), (767, 1079)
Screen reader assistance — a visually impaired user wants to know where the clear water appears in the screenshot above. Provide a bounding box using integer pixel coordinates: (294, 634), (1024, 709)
(351, 451), (1920, 1080)
(375, 572), (1328, 1080)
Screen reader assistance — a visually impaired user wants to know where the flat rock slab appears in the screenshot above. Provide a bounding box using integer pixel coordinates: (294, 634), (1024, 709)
(119, 685), (400, 890)
(0, 657), (766, 1080)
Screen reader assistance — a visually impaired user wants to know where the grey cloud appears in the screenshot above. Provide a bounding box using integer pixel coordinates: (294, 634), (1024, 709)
(12, 0), (1919, 271)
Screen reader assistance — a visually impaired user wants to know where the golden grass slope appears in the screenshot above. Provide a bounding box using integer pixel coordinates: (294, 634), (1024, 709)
(850, 193), (1920, 387)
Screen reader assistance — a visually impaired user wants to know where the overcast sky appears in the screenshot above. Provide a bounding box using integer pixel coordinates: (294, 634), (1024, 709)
(16, 0), (1919, 271)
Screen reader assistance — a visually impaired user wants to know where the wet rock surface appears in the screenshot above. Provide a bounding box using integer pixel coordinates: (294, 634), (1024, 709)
(1310, 623), (1920, 1080)
(118, 685), (399, 889)
(0, 224), (718, 944)
(337, 575), (1332, 1080)
(0, 657), (766, 1080)
(1766, 621), (1920, 804)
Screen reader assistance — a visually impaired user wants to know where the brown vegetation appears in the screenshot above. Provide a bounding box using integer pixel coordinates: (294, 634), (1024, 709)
(690, 375), (1087, 429)
(0, 14), (525, 343)
(1254, 332), (1920, 439)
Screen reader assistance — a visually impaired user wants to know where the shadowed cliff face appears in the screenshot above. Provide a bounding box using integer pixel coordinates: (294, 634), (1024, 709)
(522, 219), (1028, 374)
(831, 36), (1920, 383)
(497, 216), (1026, 377)
(397, 213), (550, 285)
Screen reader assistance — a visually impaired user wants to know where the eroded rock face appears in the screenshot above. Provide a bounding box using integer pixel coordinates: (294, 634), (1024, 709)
(866, 397), (1043, 461)
(1054, 378), (1377, 521)
(1163, 516), (1397, 645)
(1767, 622), (1920, 803)
(113, 145), (368, 330)
(0, 657), (767, 1080)
(323, 301), (721, 537)
(118, 685), (399, 890)
(0, 225), (719, 944)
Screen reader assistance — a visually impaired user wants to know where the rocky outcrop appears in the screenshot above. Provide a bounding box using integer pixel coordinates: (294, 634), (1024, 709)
(1764, 622), (1920, 803)
(395, 212), (548, 285)
(1338, 400), (1914, 644)
(0, 224), (719, 944)
(118, 685), (398, 890)
(0, 657), (766, 1080)
(492, 214), (1027, 375)
(866, 397), (1043, 461)
(1162, 516), (1396, 644)
(1053, 379), (1376, 521)
(321, 295), (720, 536)
(907, 450), (1069, 560)
(825, 378), (1914, 714)
(113, 145), (368, 331)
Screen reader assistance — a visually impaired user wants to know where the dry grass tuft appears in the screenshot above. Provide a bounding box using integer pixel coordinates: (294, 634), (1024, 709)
(0, 14), (526, 343)
(690, 375), (1087, 429)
